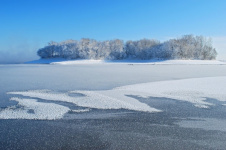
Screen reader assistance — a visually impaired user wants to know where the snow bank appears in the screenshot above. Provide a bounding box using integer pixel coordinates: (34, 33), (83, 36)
(52, 59), (226, 65)
(148, 60), (226, 65)
(26, 59), (226, 65)
(25, 58), (68, 64)
(52, 59), (105, 65)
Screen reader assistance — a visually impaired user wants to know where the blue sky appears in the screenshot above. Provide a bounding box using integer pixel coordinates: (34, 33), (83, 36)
(0, 0), (226, 63)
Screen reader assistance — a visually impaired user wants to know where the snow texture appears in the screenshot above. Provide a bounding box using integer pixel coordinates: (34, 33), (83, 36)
(1, 76), (226, 120)
(116, 76), (226, 108)
(7, 90), (159, 112)
(70, 109), (90, 113)
(27, 58), (226, 65)
(0, 97), (70, 120)
(52, 59), (104, 65)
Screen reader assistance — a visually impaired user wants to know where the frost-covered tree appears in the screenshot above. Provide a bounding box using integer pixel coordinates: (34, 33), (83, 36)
(108, 39), (125, 60)
(37, 35), (217, 60)
(125, 39), (160, 59)
(96, 40), (110, 59)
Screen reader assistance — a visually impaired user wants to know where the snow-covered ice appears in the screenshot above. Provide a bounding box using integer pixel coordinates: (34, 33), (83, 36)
(70, 109), (90, 113)
(1, 76), (226, 120)
(116, 76), (226, 108)
(0, 97), (70, 120)
(7, 90), (159, 113)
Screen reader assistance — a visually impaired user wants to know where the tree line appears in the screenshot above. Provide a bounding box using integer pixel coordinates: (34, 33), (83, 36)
(37, 35), (217, 60)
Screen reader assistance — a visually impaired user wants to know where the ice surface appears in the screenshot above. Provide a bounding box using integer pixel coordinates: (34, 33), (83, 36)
(70, 90), (159, 112)
(1, 89), (160, 120)
(116, 76), (226, 108)
(1, 76), (226, 120)
(177, 118), (226, 132)
(7, 90), (159, 112)
(0, 97), (70, 120)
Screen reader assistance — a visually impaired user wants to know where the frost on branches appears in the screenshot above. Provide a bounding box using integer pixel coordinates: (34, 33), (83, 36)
(37, 35), (217, 60)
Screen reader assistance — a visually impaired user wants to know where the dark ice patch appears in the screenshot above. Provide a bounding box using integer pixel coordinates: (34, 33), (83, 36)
(68, 92), (86, 97)
(27, 109), (35, 114)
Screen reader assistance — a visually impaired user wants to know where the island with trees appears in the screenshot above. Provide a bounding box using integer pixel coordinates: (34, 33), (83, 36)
(37, 35), (217, 60)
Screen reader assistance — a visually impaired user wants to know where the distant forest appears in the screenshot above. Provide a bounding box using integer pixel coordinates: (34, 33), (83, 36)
(37, 35), (217, 60)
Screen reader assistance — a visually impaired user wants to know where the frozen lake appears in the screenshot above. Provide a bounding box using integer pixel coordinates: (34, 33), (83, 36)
(1, 64), (226, 149)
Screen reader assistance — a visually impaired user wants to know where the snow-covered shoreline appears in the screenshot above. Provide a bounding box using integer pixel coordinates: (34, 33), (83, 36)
(26, 58), (226, 65)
